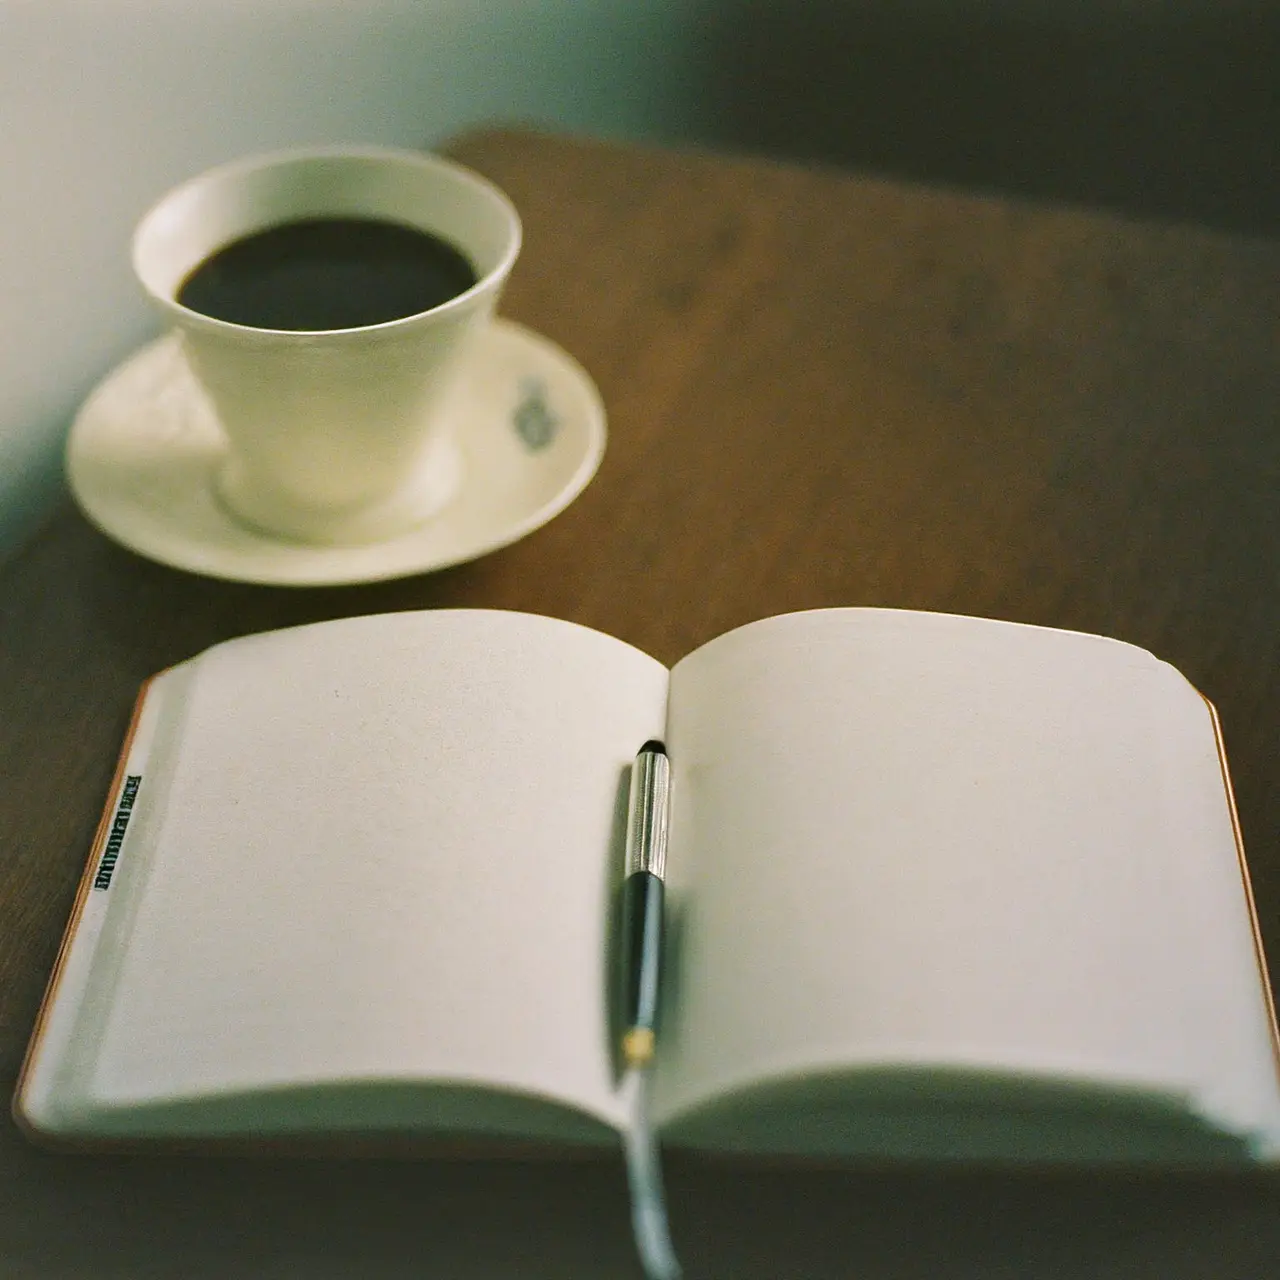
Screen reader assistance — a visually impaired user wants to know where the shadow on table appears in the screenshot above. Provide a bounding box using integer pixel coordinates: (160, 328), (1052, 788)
(696, 2), (1280, 237)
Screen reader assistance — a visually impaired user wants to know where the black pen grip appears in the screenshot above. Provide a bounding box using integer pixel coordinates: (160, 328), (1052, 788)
(620, 870), (665, 1035)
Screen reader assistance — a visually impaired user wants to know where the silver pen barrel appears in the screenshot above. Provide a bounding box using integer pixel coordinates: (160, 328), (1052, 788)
(624, 742), (670, 879)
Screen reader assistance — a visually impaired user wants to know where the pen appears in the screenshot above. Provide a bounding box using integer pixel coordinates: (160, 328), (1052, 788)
(620, 740), (671, 1069)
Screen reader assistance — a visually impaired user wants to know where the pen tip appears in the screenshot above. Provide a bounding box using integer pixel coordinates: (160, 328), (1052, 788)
(640, 740), (666, 756)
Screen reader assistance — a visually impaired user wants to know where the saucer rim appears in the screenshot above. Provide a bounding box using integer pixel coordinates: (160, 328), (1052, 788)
(66, 319), (606, 587)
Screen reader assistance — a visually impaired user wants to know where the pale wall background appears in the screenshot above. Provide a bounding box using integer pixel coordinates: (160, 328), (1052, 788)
(3, 0), (1277, 559)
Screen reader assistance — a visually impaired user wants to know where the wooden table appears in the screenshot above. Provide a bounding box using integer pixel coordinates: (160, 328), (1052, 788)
(3, 127), (1280, 1277)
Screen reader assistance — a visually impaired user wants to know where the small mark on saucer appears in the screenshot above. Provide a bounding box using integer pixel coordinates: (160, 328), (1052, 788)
(512, 378), (559, 451)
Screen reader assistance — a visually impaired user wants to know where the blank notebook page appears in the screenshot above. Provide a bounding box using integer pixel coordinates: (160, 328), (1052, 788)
(656, 608), (1279, 1140)
(89, 610), (668, 1129)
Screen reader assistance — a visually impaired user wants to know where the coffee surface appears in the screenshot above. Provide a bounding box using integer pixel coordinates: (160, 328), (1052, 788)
(176, 217), (478, 330)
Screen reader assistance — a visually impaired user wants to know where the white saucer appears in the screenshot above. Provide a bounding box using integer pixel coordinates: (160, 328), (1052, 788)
(66, 319), (606, 586)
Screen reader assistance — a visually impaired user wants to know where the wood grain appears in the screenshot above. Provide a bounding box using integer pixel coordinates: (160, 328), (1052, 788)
(2, 127), (1280, 1277)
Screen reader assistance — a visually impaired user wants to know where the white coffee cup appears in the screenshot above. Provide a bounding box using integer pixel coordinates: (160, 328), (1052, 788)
(132, 146), (521, 545)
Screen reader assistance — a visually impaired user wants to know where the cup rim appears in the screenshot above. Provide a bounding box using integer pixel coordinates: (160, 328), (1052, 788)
(132, 144), (522, 339)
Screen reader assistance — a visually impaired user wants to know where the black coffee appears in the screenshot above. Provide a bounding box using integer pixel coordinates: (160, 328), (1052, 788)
(176, 217), (478, 330)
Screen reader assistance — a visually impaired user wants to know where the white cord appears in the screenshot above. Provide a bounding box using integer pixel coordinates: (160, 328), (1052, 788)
(621, 1066), (682, 1280)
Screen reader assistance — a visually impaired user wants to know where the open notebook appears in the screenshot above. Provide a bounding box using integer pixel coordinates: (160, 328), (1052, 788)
(16, 607), (1280, 1164)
